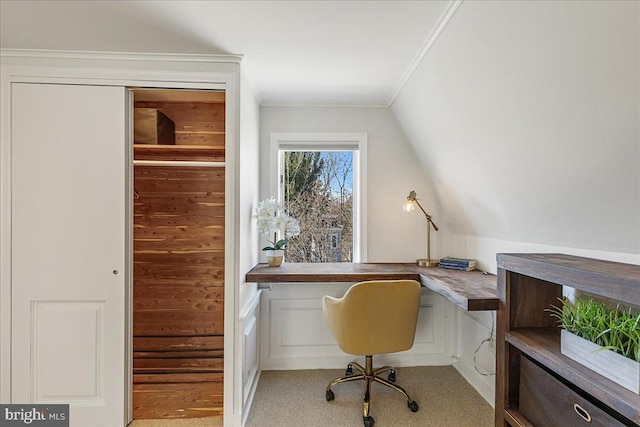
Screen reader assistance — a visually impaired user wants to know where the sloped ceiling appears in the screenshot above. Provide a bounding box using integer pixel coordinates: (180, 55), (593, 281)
(0, 0), (451, 105)
(391, 1), (640, 255)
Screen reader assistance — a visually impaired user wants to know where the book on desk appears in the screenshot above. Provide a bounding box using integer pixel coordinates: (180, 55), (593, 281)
(439, 257), (477, 271)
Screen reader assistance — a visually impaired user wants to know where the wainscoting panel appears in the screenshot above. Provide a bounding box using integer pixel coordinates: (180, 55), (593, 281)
(260, 283), (455, 370)
(240, 290), (262, 414)
(453, 307), (496, 407)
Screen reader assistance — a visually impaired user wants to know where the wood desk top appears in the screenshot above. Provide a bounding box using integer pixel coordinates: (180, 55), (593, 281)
(245, 262), (498, 311)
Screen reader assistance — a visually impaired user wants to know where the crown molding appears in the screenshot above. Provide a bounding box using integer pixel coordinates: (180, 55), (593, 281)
(260, 102), (387, 109)
(0, 48), (243, 64)
(239, 61), (264, 105)
(386, 0), (463, 107)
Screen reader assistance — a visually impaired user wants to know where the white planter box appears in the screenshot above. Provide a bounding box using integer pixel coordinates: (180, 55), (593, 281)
(561, 329), (640, 394)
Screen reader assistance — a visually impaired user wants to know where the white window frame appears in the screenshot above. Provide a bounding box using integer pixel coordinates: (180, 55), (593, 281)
(270, 132), (367, 263)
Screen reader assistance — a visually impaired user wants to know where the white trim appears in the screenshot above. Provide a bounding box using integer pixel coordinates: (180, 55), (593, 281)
(0, 48), (243, 63)
(269, 132), (368, 262)
(239, 61), (263, 107)
(124, 88), (134, 425)
(386, 0), (463, 107)
(239, 290), (262, 426)
(453, 305), (495, 407)
(241, 370), (261, 427)
(453, 358), (496, 407)
(239, 290), (262, 321)
(0, 56), (12, 404)
(0, 70), (229, 89)
(224, 72), (241, 427)
(260, 102), (388, 109)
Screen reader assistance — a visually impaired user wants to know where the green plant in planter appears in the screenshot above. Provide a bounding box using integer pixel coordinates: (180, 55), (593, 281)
(548, 297), (640, 362)
(263, 235), (289, 251)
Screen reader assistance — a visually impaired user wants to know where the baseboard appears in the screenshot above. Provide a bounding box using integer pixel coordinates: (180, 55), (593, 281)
(453, 357), (495, 407)
(262, 352), (453, 371)
(241, 369), (261, 426)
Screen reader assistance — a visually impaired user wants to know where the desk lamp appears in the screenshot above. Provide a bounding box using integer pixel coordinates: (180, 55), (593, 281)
(403, 190), (439, 267)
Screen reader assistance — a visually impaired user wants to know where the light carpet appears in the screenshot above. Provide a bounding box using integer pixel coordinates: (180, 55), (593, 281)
(128, 366), (494, 427)
(129, 417), (222, 427)
(245, 366), (494, 426)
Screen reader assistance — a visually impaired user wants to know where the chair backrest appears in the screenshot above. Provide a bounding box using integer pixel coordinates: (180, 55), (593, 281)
(322, 280), (421, 356)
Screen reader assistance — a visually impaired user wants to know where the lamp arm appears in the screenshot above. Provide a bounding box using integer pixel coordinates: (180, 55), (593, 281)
(413, 199), (439, 231)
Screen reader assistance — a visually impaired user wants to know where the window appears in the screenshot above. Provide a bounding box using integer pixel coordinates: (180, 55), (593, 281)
(270, 133), (367, 262)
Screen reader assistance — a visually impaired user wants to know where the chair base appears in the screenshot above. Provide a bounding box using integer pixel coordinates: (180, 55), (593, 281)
(325, 355), (419, 427)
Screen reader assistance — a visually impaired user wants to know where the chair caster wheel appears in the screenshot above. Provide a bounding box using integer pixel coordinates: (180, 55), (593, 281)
(326, 390), (335, 401)
(346, 364), (353, 376)
(363, 416), (375, 427)
(408, 400), (419, 412)
(388, 370), (396, 382)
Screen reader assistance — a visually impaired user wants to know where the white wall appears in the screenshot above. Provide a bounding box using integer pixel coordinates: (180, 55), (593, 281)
(389, 0), (640, 407)
(260, 106), (446, 262)
(238, 71), (261, 311)
(391, 0), (640, 265)
(236, 68), (261, 424)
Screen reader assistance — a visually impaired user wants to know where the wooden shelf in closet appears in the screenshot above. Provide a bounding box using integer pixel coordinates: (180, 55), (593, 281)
(134, 144), (225, 162)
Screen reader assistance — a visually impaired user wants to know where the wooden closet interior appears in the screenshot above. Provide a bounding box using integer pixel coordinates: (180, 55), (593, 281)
(132, 89), (225, 419)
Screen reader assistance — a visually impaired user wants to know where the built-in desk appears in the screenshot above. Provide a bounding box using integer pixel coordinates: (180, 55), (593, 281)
(246, 263), (498, 311)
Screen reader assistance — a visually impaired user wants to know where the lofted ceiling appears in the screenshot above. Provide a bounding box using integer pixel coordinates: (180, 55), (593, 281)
(0, 0), (453, 106)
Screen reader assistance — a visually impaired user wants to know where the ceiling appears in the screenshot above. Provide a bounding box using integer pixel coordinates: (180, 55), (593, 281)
(0, 0), (453, 105)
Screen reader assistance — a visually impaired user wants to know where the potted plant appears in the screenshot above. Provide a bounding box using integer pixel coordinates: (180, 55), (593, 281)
(548, 296), (640, 394)
(254, 198), (300, 267)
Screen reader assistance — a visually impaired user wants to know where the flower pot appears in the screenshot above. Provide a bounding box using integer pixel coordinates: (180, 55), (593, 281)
(265, 249), (284, 267)
(561, 329), (639, 394)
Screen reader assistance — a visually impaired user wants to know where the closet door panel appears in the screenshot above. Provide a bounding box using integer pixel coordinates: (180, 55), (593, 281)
(11, 83), (127, 427)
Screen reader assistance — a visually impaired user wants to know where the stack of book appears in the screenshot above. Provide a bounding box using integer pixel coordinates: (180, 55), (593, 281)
(438, 257), (477, 271)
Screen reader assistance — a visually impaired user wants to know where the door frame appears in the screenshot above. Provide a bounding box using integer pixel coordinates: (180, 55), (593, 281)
(0, 50), (241, 426)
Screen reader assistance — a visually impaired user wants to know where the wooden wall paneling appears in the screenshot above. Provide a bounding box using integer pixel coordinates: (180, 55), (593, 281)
(134, 100), (225, 162)
(132, 381), (223, 419)
(135, 101), (225, 134)
(134, 357), (224, 372)
(134, 336), (224, 351)
(133, 162), (225, 419)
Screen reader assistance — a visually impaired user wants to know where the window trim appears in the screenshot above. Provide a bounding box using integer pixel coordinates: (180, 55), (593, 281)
(269, 132), (367, 262)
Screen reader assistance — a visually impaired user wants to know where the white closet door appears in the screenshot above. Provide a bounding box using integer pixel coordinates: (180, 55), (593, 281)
(11, 83), (127, 427)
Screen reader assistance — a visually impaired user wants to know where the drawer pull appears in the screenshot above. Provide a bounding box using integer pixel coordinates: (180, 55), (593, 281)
(573, 403), (592, 423)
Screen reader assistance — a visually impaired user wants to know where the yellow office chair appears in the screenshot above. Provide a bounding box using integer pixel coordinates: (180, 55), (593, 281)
(322, 280), (421, 427)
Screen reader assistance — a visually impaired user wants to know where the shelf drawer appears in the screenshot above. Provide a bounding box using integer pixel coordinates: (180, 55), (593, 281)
(519, 356), (626, 427)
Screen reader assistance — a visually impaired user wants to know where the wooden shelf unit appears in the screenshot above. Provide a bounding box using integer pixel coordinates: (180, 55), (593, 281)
(495, 253), (640, 427)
